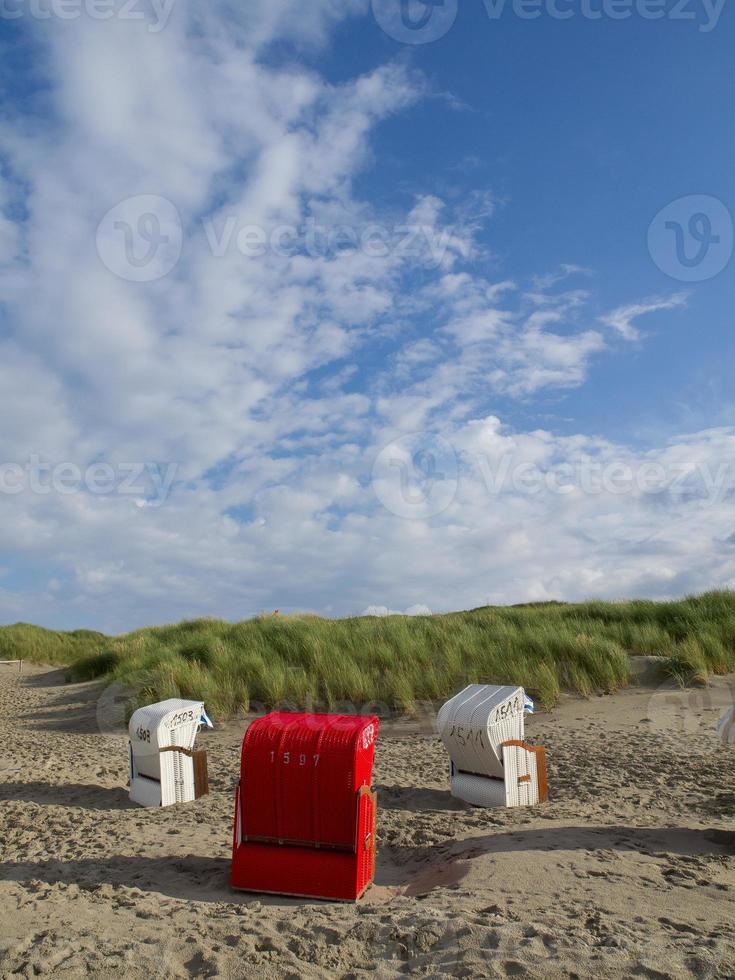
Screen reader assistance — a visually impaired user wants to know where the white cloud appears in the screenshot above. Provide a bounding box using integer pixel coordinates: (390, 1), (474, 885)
(362, 605), (432, 617)
(600, 293), (688, 341)
(0, 7), (732, 632)
(531, 264), (593, 291)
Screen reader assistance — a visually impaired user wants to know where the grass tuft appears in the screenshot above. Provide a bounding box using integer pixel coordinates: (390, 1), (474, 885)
(3, 591), (735, 715)
(66, 650), (120, 682)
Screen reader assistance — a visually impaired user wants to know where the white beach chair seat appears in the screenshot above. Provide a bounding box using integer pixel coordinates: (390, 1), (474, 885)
(128, 699), (210, 808)
(449, 771), (508, 808)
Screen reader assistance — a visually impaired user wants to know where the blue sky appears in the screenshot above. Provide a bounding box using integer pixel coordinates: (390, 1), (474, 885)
(0, 1), (734, 632)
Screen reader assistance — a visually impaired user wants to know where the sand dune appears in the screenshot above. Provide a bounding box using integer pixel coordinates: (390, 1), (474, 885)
(1, 664), (734, 978)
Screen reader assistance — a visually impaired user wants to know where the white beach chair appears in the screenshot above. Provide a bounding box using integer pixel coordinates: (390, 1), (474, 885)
(717, 705), (735, 746)
(128, 699), (212, 808)
(437, 684), (548, 808)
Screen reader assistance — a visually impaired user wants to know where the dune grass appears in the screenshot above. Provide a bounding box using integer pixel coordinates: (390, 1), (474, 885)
(2, 591), (735, 717)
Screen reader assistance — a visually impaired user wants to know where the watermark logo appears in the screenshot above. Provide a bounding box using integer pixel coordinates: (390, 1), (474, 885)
(0, 456), (178, 506)
(372, 433), (459, 519)
(648, 195), (733, 282)
(646, 678), (735, 737)
(475, 455), (733, 504)
(370, 436), (735, 520)
(98, 204), (453, 278)
(370, 0), (725, 39)
(96, 194), (182, 282)
(203, 216), (452, 267)
(482, 0), (726, 31)
(371, 0), (458, 44)
(0, 0), (177, 32)
(97, 678), (144, 740)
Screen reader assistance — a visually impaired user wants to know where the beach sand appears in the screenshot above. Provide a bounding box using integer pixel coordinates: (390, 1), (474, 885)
(1, 663), (734, 979)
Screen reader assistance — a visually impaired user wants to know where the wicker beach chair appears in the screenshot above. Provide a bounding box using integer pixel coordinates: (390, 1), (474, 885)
(128, 699), (211, 807)
(437, 684), (548, 808)
(231, 712), (379, 900)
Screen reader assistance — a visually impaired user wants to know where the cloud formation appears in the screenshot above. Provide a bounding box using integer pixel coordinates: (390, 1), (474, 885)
(0, 2), (732, 631)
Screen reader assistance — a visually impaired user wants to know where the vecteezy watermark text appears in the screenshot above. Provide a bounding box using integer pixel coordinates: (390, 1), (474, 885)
(372, 433), (735, 519)
(97, 193), (456, 282)
(474, 456), (734, 501)
(481, 0), (725, 32)
(0, 0), (176, 32)
(0, 456), (178, 506)
(371, 0), (725, 41)
(203, 217), (452, 265)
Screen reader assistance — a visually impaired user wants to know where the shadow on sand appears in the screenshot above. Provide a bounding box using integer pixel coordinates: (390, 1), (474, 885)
(1, 825), (731, 906)
(376, 784), (468, 812)
(0, 781), (133, 811)
(16, 670), (114, 736)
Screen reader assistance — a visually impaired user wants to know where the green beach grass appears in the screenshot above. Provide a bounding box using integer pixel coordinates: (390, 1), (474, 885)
(1, 591), (734, 717)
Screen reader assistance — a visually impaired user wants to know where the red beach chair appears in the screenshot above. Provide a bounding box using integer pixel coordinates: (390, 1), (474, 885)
(231, 712), (379, 901)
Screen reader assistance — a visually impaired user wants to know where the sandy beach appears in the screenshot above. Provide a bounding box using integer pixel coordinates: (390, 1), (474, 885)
(1, 664), (734, 979)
